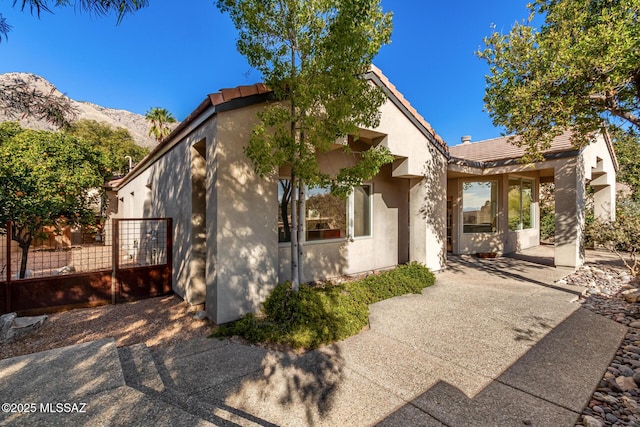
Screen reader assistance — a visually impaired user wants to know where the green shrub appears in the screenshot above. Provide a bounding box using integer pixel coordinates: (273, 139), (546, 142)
(211, 262), (435, 350)
(587, 197), (640, 276)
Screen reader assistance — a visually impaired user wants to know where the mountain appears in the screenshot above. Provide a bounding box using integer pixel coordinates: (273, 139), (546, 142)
(0, 72), (168, 149)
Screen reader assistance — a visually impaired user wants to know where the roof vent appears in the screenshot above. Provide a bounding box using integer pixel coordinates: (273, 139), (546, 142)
(461, 135), (472, 145)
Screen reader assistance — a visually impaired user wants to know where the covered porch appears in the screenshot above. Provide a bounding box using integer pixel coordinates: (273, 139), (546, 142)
(446, 132), (618, 269)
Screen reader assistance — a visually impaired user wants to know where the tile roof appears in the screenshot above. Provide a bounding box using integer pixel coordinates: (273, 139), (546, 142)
(208, 83), (271, 106)
(367, 65), (448, 152)
(449, 132), (577, 163)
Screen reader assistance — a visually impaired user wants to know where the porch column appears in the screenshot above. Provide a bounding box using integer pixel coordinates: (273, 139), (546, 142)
(554, 157), (585, 268)
(593, 183), (616, 222)
(409, 175), (446, 272)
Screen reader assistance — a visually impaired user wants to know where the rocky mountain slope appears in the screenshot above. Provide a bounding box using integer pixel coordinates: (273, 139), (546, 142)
(0, 73), (164, 149)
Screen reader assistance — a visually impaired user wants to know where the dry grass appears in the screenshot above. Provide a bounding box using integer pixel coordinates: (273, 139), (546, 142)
(0, 295), (213, 360)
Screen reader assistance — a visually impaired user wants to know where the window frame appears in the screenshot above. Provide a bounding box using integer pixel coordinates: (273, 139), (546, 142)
(277, 180), (373, 245)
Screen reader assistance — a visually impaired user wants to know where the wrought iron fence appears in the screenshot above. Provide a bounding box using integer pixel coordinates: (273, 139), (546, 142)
(115, 219), (168, 269)
(1, 218), (173, 315)
(2, 222), (113, 281)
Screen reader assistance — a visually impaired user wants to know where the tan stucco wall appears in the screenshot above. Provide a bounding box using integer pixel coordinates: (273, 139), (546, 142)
(275, 93), (448, 283)
(581, 134), (617, 221)
(116, 117), (218, 306)
(277, 162), (408, 283)
(210, 104), (278, 324)
(374, 99), (448, 271)
(115, 90), (449, 323)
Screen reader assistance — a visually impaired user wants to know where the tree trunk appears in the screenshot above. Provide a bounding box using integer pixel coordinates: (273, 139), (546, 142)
(297, 181), (305, 285)
(280, 180), (292, 242)
(11, 223), (33, 279)
(290, 173), (300, 291)
(19, 244), (29, 279)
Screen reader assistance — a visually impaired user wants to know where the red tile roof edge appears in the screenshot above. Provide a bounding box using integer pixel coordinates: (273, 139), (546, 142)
(210, 83), (271, 106)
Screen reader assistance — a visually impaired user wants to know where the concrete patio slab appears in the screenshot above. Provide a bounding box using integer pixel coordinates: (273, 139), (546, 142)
(152, 340), (268, 395)
(3, 386), (215, 427)
(0, 339), (124, 407)
(375, 403), (447, 427)
(367, 275), (581, 380)
(194, 347), (407, 427)
(408, 378), (579, 427)
(118, 343), (165, 393)
(153, 336), (229, 360)
(497, 307), (627, 412)
(336, 329), (490, 400)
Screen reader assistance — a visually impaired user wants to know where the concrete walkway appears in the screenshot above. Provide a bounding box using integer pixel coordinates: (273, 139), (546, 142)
(0, 254), (628, 426)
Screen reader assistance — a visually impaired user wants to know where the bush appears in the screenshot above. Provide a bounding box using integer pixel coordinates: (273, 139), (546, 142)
(212, 262), (435, 350)
(539, 182), (555, 242)
(587, 197), (640, 276)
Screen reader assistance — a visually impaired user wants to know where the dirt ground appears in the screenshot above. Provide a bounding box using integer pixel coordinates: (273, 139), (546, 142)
(0, 294), (214, 360)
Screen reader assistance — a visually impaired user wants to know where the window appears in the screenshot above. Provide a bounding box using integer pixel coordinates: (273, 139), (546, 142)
(278, 180), (372, 242)
(306, 186), (347, 241)
(352, 185), (371, 237)
(508, 178), (534, 231)
(462, 181), (498, 233)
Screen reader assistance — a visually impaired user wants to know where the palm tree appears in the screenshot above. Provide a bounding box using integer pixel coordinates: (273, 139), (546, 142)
(145, 107), (177, 143)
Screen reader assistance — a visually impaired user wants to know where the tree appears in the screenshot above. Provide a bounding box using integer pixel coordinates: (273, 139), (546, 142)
(145, 107), (177, 143)
(217, 0), (394, 289)
(1, 0), (148, 41)
(63, 119), (149, 178)
(610, 126), (640, 200)
(0, 1), (149, 126)
(478, 0), (640, 160)
(0, 123), (104, 278)
(0, 79), (78, 128)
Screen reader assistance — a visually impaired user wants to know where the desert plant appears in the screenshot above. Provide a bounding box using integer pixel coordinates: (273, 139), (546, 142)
(587, 198), (640, 276)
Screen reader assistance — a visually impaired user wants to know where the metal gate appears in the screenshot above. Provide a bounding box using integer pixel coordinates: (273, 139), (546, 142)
(1, 218), (173, 315)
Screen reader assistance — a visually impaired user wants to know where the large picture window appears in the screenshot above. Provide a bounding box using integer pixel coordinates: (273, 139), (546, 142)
(462, 181), (498, 233)
(508, 178), (534, 231)
(278, 180), (371, 242)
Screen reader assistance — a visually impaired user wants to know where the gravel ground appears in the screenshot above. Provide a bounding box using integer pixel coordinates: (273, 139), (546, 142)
(0, 294), (213, 361)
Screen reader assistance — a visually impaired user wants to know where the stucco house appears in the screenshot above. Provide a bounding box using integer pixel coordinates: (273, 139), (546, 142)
(112, 66), (617, 324)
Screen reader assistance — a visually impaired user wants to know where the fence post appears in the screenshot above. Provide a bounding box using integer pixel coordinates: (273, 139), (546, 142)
(167, 218), (173, 293)
(112, 219), (119, 305)
(6, 221), (11, 313)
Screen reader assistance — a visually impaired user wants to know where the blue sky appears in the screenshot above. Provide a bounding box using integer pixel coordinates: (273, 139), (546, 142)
(0, 2), (531, 146)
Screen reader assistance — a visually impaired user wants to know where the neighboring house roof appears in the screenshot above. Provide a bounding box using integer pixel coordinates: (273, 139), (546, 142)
(448, 129), (619, 171)
(116, 67), (448, 189)
(449, 132), (579, 167)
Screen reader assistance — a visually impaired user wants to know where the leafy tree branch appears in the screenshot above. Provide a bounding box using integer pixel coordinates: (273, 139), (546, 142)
(218, 0), (393, 289)
(478, 0), (640, 160)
